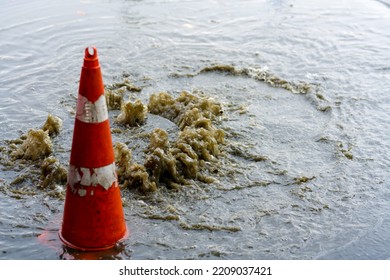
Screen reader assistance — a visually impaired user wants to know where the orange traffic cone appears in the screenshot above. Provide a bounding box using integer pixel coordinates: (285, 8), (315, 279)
(59, 46), (127, 251)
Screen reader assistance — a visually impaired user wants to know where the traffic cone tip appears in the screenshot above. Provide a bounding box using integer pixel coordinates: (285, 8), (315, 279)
(82, 46), (100, 69)
(86, 46), (97, 59)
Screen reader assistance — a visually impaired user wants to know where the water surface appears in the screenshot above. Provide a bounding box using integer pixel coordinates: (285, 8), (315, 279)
(1, 0), (389, 259)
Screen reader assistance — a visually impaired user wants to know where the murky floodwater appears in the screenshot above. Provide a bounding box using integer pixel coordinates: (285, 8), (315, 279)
(1, 0), (389, 259)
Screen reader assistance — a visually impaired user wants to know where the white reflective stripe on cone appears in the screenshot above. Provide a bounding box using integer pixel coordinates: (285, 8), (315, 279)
(76, 94), (108, 123)
(68, 163), (117, 194)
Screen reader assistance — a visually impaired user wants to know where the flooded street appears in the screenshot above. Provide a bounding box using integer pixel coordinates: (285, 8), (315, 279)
(1, 0), (390, 259)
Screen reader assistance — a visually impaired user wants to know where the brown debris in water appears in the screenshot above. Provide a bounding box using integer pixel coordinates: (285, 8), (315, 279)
(148, 128), (170, 151)
(145, 92), (224, 187)
(176, 91), (222, 120)
(8, 114), (62, 162)
(176, 126), (224, 161)
(338, 143), (353, 160)
(127, 163), (157, 193)
(145, 146), (182, 185)
(105, 78), (142, 111)
(342, 150), (353, 160)
(114, 142), (157, 193)
(148, 92), (181, 121)
(179, 222), (241, 232)
(179, 64), (312, 95)
(3, 88), (225, 195)
(293, 176), (316, 185)
(114, 142), (133, 179)
(145, 129), (181, 184)
(42, 114), (62, 136)
(0, 114), (67, 197)
(116, 99), (148, 126)
(11, 129), (53, 161)
(227, 143), (268, 162)
(40, 156), (67, 189)
(105, 86), (126, 110)
(109, 79), (142, 92)
(148, 91), (223, 127)
(113, 91), (225, 192)
(199, 65), (237, 74)
(239, 67), (312, 94)
(171, 142), (199, 179)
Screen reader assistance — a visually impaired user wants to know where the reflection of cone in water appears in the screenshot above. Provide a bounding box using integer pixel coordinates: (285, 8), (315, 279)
(59, 47), (127, 251)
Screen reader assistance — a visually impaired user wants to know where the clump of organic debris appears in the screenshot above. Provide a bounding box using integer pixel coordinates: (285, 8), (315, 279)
(11, 129), (53, 161)
(177, 126), (224, 161)
(148, 91), (222, 126)
(114, 142), (157, 193)
(9, 114), (64, 161)
(148, 127), (170, 150)
(127, 163), (157, 192)
(1, 114), (67, 195)
(105, 86), (126, 110)
(148, 91), (224, 161)
(40, 156), (67, 189)
(148, 92), (181, 121)
(104, 78), (142, 110)
(108, 79), (142, 93)
(114, 91), (225, 192)
(144, 128), (183, 185)
(114, 142), (133, 178)
(116, 99), (148, 126)
(42, 114), (63, 136)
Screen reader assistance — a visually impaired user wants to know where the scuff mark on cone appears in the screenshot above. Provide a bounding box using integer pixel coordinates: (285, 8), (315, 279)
(76, 94), (108, 123)
(68, 163), (117, 193)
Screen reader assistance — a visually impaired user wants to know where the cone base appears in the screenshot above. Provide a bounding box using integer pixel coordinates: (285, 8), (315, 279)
(58, 227), (128, 252)
(59, 182), (127, 251)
